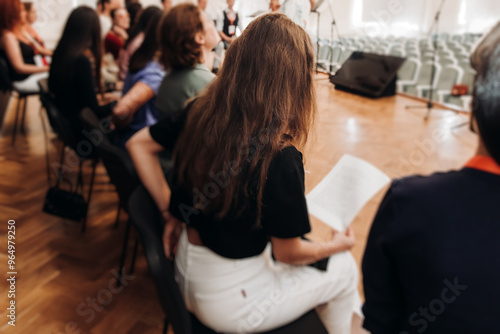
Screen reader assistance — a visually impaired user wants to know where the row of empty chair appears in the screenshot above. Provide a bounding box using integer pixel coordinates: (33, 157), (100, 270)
(315, 33), (481, 110)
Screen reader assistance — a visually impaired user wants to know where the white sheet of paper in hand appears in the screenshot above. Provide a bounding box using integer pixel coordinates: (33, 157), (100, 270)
(306, 155), (391, 231)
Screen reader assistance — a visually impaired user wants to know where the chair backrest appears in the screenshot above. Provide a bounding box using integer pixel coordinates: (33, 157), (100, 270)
(38, 79), (80, 153)
(435, 65), (463, 90)
(317, 44), (332, 63)
(451, 34), (463, 43)
(416, 61), (441, 86)
(460, 69), (477, 91)
(128, 186), (192, 334)
(330, 46), (344, 64)
(79, 108), (139, 210)
(439, 56), (458, 66)
(406, 51), (420, 60)
(338, 49), (353, 64)
(422, 52), (435, 62)
(0, 56), (12, 92)
(398, 58), (421, 82)
(373, 47), (388, 55)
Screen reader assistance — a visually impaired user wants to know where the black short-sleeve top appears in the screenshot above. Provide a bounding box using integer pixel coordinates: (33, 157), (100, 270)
(149, 115), (312, 259)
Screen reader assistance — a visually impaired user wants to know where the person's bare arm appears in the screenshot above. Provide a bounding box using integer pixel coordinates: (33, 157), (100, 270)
(2, 32), (48, 75)
(271, 228), (355, 265)
(113, 82), (154, 128)
(126, 127), (171, 217)
(35, 44), (53, 57)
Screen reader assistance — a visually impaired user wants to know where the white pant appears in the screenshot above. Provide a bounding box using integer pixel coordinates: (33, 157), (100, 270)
(175, 229), (362, 333)
(12, 72), (48, 94)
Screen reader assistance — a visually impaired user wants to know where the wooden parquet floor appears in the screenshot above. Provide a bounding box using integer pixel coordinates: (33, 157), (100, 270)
(0, 76), (477, 334)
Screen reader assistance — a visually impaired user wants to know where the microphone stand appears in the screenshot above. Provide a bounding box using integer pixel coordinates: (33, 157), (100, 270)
(311, 8), (321, 73)
(405, 0), (453, 121)
(310, 0), (327, 73)
(327, 0), (341, 47)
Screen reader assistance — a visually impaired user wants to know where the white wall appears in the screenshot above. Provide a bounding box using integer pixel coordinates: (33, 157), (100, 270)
(310, 0), (500, 39)
(34, 0), (500, 48)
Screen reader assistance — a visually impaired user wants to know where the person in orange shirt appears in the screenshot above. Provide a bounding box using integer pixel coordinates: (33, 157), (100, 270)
(362, 24), (500, 334)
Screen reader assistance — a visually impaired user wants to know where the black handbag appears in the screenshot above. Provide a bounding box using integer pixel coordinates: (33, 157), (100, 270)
(43, 186), (87, 222)
(41, 112), (87, 222)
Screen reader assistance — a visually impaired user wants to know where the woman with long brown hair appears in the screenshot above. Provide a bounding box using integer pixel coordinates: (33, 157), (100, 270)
(128, 12), (362, 333)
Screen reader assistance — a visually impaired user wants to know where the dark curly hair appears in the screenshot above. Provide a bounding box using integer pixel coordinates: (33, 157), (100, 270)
(158, 3), (204, 71)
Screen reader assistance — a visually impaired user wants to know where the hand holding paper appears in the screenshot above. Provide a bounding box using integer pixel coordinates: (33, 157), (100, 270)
(306, 155), (391, 231)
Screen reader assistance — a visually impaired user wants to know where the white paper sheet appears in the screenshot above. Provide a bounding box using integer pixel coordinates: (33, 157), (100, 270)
(306, 155), (391, 231)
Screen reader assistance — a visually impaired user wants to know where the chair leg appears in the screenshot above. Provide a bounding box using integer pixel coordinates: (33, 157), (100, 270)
(20, 95), (28, 134)
(81, 159), (97, 233)
(116, 219), (131, 288)
(129, 236), (139, 274)
(114, 203), (121, 229)
(11, 95), (22, 145)
(163, 318), (169, 334)
(40, 106), (52, 185)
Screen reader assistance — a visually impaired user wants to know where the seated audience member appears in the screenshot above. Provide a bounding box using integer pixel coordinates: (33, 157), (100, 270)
(152, 4), (217, 120)
(126, 2), (142, 30)
(49, 6), (116, 141)
(126, 2), (218, 215)
(112, 10), (165, 148)
(128, 13), (363, 334)
(217, 0), (244, 49)
(21, 2), (52, 63)
(97, 0), (122, 40)
(105, 8), (130, 60)
(362, 30), (500, 334)
(0, 0), (49, 92)
(118, 6), (161, 80)
(161, 0), (172, 12)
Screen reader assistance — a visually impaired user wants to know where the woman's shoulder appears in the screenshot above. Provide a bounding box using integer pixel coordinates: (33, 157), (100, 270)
(145, 60), (165, 72)
(191, 64), (216, 81)
(276, 145), (302, 160)
(0, 30), (16, 44)
(270, 145), (303, 172)
(133, 60), (166, 78)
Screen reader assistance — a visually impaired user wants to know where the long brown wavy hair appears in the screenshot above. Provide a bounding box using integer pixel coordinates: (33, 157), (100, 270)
(174, 13), (317, 222)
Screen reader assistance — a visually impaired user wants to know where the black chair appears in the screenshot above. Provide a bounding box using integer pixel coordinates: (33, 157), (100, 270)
(0, 55), (41, 144)
(38, 80), (97, 232)
(79, 108), (141, 282)
(128, 186), (329, 334)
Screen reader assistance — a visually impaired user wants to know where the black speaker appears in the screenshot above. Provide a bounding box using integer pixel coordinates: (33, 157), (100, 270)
(330, 51), (406, 98)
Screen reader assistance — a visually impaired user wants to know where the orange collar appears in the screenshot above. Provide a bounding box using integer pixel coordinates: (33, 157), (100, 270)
(465, 156), (500, 176)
